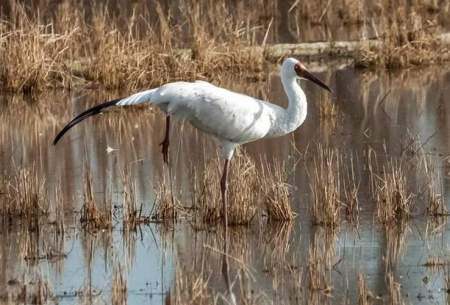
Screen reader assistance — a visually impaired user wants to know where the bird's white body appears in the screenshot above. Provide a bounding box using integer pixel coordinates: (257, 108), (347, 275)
(116, 58), (308, 159)
(54, 57), (330, 240)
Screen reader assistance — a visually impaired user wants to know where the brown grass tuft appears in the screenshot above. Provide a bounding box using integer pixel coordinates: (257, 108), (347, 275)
(112, 266), (127, 305)
(193, 150), (258, 225)
(0, 0), (265, 93)
(3, 165), (47, 222)
(309, 146), (342, 228)
(122, 170), (149, 229)
(260, 159), (295, 221)
(80, 169), (112, 231)
(152, 181), (182, 222)
(356, 6), (450, 69)
(308, 145), (360, 227)
(170, 264), (211, 305)
(422, 156), (449, 217)
(371, 159), (414, 224)
(386, 272), (405, 305)
(358, 274), (374, 305)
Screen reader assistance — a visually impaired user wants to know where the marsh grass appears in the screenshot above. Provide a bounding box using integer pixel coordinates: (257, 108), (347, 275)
(112, 266), (127, 305)
(0, 0), (266, 93)
(4, 274), (54, 305)
(421, 156), (449, 217)
(260, 158), (295, 221)
(1, 0), (450, 93)
(193, 150), (258, 225)
(3, 165), (47, 223)
(358, 274), (374, 305)
(152, 180), (183, 222)
(171, 264), (211, 305)
(80, 169), (112, 231)
(319, 101), (338, 119)
(355, 4), (450, 69)
(384, 222), (409, 269)
(0, 4), (75, 92)
(309, 146), (342, 228)
(306, 230), (337, 304)
(262, 222), (294, 271)
(369, 156), (414, 224)
(423, 256), (447, 269)
(386, 272), (405, 305)
(121, 170), (149, 229)
(309, 146), (359, 227)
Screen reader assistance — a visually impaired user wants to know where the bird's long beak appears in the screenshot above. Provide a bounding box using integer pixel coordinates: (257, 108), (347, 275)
(301, 70), (332, 93)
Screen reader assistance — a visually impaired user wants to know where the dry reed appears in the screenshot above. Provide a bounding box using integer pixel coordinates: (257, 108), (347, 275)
(112, 266), (127, 305)
(193, 150), (258, 225)
(386, 272), (405, 305)
(170, 264), (211, 305)
(309, 146), (342, 228)
(306, 228), (337, 304)
(358, 274), (373, 305)
(3, 165), (47, 222)
(372, 159), (414, 224)
(385, 225), (410, 273)
(422, 156), (449, 217)
(0, 0), (266, 93)
(121, 170), (149, 229)
(1, 0), (449, 93)
(152, 181), (182, 221)
(80, 169), (112, 231)
(308, 145), (360, 227)
(356, 3), (450, 69)
(260, 159), (295, 221)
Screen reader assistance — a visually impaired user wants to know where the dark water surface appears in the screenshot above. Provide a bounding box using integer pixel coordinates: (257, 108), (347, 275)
(1, 64), (450, 304)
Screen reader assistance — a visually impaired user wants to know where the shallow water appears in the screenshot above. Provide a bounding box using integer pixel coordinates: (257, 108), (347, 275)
(1, 64), (450, 304)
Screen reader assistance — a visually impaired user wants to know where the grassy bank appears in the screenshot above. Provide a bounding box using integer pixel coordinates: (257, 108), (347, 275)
(0, 0), (449, 93)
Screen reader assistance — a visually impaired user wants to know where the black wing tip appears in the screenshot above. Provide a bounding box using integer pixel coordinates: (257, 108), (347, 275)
(53, 135), (61, 145)
(52, 98), (121, 146)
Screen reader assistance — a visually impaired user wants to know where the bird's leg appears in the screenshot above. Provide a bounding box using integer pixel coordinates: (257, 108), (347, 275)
(160, 115), (170, 164)
(220, 159), (232, 296)
(220, 159), (230, 227)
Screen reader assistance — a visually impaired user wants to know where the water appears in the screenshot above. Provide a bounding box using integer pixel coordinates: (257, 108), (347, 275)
(1, 64), (450, 304)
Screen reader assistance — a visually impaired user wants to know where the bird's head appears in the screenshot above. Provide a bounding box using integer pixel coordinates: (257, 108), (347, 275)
(282, 57), (332, 93)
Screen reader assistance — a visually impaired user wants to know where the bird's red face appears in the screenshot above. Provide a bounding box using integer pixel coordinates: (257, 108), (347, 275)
(294, 63), (332, 93)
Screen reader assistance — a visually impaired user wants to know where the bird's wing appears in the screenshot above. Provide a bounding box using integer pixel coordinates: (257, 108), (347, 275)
(53, 88), (159, 144)
(53, 81), (278, 145)
(153, 82), (277, 143)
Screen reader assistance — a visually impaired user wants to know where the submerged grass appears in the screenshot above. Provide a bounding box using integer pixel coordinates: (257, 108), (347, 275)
(171, 264), (211, 305)
(193, 150), (258, 226)
(386, 272), (405, 305)
(309, 146), (342, 228)
(358, 274), (374, 305)
(2, 165), (47, 223)
(121, 170), (149, 229)
(112, 266), (127, 305)
(367, 149), (414, 225)
(80, 169), (112, 231)
(374, 160), (413, 224)
(260, 158), (295, 221)
(308, 145), (359, 228)
(152, 181), (182, 221)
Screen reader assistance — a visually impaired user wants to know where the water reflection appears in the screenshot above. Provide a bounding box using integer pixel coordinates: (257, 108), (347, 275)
(1, 65), (450, 304)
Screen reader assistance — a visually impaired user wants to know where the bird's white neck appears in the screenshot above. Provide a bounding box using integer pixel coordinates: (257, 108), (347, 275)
(276, 75), (307, 136)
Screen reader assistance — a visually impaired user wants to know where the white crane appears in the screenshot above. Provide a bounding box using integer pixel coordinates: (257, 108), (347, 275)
(53, 57), (331, 227)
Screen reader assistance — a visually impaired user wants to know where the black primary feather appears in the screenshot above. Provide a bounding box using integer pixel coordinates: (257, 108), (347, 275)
(53, 98), (122, 145)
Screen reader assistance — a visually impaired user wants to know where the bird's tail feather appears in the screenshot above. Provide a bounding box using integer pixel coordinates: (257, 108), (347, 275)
(52, 98), (121, 145)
